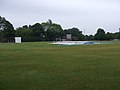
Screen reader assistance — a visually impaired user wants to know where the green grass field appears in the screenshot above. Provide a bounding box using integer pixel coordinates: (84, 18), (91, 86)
(0, 41), (120, 90)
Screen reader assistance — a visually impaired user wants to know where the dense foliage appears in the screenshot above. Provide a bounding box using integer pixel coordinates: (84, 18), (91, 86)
(0, 16), (15, 42)
(0, 16), (120, 42)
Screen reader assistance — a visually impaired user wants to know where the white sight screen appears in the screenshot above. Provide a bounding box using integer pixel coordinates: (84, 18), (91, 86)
(15, 37), (21, 43)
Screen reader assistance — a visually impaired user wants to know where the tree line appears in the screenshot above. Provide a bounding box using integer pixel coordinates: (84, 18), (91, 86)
(0, 16), (120, 42)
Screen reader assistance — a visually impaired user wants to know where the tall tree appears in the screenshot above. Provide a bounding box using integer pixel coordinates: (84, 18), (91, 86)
(42, 20), (64, 41)
(94, 28), (106, 41)
(30, 23), (45, 41)
(0, 16), (15, 42)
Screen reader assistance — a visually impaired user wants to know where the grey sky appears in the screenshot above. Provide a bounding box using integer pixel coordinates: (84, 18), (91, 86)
(0, 0), (120, 35)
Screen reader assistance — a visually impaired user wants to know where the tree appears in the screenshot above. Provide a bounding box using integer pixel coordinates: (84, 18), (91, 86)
(116, 28), (120, 39)
(46, 27), (58, 41)
(42, 20), (64, 41)
(105, 32), (114, 40)
(30, 23), (45, 41)
(16, 23), (45, 42)
(85, 35), (94, 41)
(64, 28), (84, 40)
(45, 24), (64, 41)
(0, 16), (15, 42)
(94, 28), (106, 41)
(15, 27), (34, 42)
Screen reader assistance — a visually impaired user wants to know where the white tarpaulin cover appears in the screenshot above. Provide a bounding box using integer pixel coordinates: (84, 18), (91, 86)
(53, 41), (97, 45)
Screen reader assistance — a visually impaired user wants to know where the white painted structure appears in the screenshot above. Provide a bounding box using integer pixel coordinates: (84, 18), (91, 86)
(15, 37), (21, 43)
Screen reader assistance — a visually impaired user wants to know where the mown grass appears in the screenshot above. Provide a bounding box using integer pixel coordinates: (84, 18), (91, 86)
(0, 41), (120, 90)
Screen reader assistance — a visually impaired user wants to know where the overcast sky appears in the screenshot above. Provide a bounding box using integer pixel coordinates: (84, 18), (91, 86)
(0, 0), (120, 35)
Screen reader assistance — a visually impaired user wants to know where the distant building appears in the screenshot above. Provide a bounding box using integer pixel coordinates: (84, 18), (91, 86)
(66, 34), (72, 41)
